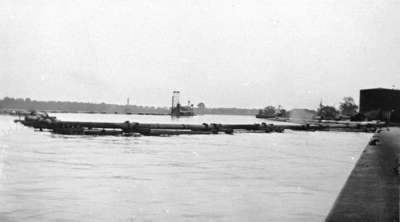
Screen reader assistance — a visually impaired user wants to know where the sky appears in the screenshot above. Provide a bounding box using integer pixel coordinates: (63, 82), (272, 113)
(1, 0), (400, 109)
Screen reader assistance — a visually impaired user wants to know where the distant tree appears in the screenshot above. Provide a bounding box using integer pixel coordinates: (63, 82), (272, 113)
(259, 105), (276, 116)
(339, 97), (358, 116)
(197, 102), (206, 109)
(318, 105), (339, 120)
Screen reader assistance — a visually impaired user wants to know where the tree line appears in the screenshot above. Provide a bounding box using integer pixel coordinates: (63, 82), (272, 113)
(258, 97), (359, 120)
(318, 97), (358, 120)
(0, 97), (259, 115)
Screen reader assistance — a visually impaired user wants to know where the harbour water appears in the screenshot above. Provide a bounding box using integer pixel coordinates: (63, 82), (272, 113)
(0, 114), (371, 221)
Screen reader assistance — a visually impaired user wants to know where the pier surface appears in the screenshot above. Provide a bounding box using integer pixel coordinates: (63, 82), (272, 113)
(325, 127), (400, 222)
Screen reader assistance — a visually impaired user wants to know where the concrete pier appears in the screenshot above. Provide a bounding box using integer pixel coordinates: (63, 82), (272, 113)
(325, 128), (400, 222)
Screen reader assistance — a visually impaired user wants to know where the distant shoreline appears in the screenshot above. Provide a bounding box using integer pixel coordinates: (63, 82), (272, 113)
(0, 97), (258, 116)
(0, 109), (256, 116)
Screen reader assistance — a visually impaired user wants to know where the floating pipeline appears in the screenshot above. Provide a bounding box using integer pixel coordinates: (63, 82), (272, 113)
(14, 114), (383, 136)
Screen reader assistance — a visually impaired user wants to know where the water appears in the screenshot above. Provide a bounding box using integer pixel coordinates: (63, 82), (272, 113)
(0, 114), (371, 221)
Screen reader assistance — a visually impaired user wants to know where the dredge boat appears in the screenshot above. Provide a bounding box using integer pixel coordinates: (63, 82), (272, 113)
(170, 91), (194, 117)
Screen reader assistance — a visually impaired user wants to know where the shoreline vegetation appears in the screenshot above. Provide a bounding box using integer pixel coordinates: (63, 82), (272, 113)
(0, 97), (259, 116)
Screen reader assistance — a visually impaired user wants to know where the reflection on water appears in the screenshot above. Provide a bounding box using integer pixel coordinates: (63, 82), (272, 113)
(0, 114), (370, 221)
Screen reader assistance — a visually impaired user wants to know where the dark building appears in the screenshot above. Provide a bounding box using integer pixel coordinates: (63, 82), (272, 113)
(359, 88), (400, 121)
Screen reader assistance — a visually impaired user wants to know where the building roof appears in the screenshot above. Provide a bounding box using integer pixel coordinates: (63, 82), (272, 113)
(360, 88), (400, 92)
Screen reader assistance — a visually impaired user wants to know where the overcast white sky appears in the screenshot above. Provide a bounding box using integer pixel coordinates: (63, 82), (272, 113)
(1, 0), (400, 109)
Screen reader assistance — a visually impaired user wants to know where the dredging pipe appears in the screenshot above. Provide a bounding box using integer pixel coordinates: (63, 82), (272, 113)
(16, 119), (290, 134)
(15, 115), (383, 136)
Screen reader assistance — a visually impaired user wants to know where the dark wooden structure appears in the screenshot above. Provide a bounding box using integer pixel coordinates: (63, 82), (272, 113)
(360, 88), (400, 121)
